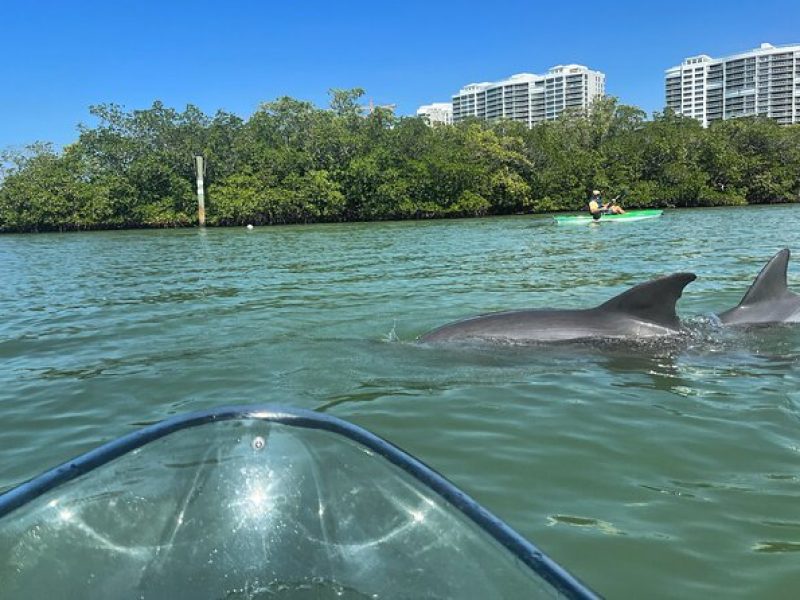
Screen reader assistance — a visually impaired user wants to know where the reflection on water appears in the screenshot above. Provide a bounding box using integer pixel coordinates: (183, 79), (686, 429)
(1, 206), (800, 598)
(547, 514), (623, 536)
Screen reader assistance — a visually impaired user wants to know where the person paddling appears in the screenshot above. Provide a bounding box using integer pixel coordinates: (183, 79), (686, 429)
(588, 190), (625, 220)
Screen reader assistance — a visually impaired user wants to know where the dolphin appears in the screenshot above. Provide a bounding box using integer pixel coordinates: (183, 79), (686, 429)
(717, 249), (800, 326)
(419, 273), (696, 344)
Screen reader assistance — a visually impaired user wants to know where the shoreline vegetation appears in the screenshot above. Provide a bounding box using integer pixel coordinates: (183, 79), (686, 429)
(1, 89), (798, 234)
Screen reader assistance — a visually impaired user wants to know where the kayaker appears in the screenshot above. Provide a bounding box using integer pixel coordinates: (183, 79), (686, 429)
(588, 190), (625, 220)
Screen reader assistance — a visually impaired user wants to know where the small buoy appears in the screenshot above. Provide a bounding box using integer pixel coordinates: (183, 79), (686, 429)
(246, 224), (254, 230)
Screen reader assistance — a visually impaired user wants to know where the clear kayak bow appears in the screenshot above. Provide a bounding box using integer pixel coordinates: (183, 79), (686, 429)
(0, 406), (598, 599)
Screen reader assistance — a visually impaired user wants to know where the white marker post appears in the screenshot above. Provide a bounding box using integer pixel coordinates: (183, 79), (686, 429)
(194, 155), (206, 227)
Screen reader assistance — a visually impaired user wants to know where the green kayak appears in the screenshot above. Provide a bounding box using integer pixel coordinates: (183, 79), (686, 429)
(554, 209), (663, 225)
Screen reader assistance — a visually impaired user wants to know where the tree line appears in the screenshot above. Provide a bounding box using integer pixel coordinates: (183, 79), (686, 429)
(1, 89), (799, 232)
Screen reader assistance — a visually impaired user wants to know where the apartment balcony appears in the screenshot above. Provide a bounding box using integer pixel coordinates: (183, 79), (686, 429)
(724, 88), (757, 97)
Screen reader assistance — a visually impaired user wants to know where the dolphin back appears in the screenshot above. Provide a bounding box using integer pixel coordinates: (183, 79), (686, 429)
(735, 248), (791, 306)
(597, 273), (697, 329)
(717, 248), (800, 325)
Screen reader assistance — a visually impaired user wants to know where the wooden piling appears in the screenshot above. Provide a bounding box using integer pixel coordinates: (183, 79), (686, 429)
(195, 155), (206, 226)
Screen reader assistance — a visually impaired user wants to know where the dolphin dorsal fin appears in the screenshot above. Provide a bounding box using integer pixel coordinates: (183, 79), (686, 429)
(597, 273), (697, 328)
(738, 249), (792, 306)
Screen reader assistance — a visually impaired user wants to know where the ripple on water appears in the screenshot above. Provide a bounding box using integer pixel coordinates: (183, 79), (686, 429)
(1, 210), (800, 597)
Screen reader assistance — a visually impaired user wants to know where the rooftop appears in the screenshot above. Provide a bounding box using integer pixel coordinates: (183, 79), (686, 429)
(665, 42), (800, 73)
(455, 65), (601, 96)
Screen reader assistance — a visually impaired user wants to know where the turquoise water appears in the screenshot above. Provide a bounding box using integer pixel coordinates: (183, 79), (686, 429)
(1, 205), (799, 598)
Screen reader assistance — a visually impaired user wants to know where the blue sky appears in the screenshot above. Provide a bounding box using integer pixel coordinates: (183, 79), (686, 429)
(2, 0), (799, 148)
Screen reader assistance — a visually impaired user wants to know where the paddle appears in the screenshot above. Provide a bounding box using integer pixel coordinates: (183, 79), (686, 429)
(609, 189), (628, 206)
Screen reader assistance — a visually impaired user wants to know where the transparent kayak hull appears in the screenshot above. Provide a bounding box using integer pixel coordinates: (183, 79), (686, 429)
(553, 209), (663, 224)
(0, 407), (596, 599)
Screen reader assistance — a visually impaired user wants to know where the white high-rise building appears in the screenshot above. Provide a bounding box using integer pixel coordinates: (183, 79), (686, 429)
(416, 102), (453, 126)
(451, 65), (605, 127)
(665, 43), (800, 126)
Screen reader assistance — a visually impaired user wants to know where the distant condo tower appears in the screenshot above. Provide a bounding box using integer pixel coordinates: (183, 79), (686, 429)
(665, 43), (800, 126)
(416, 103), (453, 126)
(450, 65), (605, 127)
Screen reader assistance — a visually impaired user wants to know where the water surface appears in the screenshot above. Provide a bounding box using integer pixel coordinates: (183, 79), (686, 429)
(1, 205), (799, 598)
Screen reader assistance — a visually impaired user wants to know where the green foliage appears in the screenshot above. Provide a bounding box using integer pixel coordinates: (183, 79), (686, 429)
(208, 173), (271, 225)
(1, 92), (799, 233)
